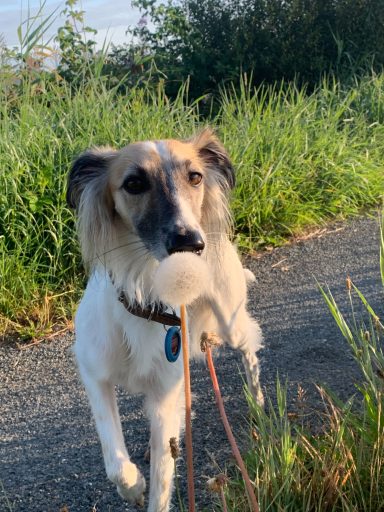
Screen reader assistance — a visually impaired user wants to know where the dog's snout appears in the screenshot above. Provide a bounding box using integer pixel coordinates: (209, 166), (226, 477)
(166, 230), (205, 255)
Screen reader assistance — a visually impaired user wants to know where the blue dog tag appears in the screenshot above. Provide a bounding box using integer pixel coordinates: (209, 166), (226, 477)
(165, 327), (181, 362)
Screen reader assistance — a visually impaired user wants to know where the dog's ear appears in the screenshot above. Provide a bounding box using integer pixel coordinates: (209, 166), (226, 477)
(67, 148), (116, 210)
(192, 128), (235, 189)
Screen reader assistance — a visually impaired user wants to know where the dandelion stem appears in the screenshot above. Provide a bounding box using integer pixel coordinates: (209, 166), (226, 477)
(220, 486), (228, 512)
(205, 344), (259, 512)
(180, 304), (195, 512)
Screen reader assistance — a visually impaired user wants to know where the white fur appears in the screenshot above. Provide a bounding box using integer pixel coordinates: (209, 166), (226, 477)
(155, 140), (170, 160)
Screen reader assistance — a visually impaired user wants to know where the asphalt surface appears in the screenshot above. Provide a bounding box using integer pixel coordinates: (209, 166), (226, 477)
(1, 215), (383, 512)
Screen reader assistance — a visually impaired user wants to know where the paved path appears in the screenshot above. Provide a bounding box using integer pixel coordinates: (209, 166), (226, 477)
(1, 216), (383, 512)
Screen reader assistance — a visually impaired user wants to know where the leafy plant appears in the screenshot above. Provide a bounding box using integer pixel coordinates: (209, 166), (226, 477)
(0, 3), (384, 336)
(56, 0), (98, 85)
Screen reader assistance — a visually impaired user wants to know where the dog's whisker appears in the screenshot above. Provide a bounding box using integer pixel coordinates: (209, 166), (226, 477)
(126, 251), (152, 271)
(86, 244), (151, 273)
(108, 251), (151, 276)
(86, 242), (148, 264)
(100, 241), (146, 257)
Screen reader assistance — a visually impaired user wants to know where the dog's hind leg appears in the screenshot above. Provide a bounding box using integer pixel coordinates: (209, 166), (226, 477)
(228, 312), (264, 408)
(145, 377), (184, 512)
(79, 370), (146, 505)
(240, 347), (264, 407)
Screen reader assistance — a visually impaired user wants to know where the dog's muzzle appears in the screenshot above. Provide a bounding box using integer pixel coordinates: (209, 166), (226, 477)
(166, 229), (205, 256)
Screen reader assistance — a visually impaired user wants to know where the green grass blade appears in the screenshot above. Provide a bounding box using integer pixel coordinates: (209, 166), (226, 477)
(380, 215), (384, 287)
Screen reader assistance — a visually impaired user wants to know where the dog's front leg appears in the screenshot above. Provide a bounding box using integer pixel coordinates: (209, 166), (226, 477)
(80, 370), (146, 505)
(145, 378), (184, 512)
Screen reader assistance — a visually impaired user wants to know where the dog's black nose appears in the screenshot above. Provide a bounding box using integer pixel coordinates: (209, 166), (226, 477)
(166, 230), (205, 255)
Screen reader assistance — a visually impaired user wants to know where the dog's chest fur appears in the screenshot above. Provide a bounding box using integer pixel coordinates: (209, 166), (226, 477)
(76, 272), (184, 395)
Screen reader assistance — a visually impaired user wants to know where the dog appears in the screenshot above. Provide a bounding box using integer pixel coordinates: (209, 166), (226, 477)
(67, 128), (263, 511)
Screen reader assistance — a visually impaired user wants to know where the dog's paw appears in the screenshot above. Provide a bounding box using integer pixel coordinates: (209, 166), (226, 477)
(247, 379), (265, 409)
(253, 387), (265, 409)
(243, 268), (256, 284)
(108, 460), (146, 505)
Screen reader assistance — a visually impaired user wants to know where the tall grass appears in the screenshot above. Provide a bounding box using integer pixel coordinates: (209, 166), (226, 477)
(221, 77), (384, 247)
(1, 74), (383, 335)
(221, 228), (384, 511)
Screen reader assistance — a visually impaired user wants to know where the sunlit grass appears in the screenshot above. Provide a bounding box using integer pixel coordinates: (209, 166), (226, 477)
(221, 77), (384, 247)
(1, 74), (383, 336)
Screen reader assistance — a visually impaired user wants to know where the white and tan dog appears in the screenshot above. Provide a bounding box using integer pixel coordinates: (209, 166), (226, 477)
(67, 128), (263, 511)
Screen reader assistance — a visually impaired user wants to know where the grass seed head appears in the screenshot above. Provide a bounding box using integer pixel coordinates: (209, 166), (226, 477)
(169, 437), (179, 459)
(206, 474), (229, 493)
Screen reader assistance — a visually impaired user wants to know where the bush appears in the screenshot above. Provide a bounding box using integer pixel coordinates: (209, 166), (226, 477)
(132, 0), (384, 98)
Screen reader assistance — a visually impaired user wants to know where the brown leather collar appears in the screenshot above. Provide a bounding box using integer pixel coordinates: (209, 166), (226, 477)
(118, 292), (181, 327)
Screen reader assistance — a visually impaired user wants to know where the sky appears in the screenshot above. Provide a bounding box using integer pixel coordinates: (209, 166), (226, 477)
(0, 0), (143, 49)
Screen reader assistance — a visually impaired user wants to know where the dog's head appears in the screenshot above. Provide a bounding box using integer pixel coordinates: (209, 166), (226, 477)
(67, 128), (234, 271)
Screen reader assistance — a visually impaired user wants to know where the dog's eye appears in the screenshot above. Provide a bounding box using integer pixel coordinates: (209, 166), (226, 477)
(122, 176), (150, 195)
(188, 172), (203, 187)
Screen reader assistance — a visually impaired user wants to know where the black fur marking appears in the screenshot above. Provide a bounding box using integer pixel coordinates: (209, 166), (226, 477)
(198, 139), (235, 190)
(67, 150), (115, 209)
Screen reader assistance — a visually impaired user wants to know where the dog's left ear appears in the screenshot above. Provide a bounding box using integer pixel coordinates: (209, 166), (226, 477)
(192, 128), (235, 189)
